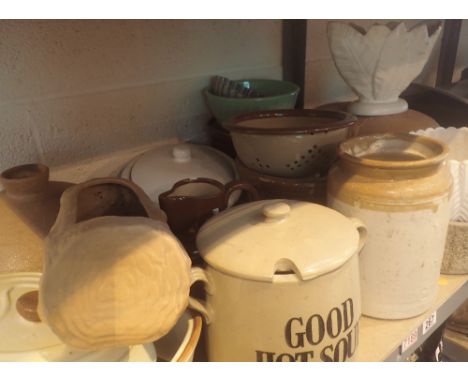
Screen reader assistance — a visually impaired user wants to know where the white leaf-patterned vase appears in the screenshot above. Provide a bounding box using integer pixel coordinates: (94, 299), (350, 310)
(328, 21), (441, 116)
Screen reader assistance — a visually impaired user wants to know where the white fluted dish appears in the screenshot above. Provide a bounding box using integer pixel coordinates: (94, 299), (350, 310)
(412, 127), (468, 275)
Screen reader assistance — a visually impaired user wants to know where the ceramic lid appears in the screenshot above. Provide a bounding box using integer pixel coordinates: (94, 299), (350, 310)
(129, 143), (237, 203)
(0, 273), (155, 361)
(196, 200), (364, 282)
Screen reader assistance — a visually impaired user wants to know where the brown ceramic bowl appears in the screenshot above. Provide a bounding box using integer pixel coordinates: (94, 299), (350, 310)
(225, 109), (356, 178)
(235, 158), (327, 205)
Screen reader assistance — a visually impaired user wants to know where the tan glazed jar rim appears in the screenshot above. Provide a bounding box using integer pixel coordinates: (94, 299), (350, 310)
(338, 133), (449, 170)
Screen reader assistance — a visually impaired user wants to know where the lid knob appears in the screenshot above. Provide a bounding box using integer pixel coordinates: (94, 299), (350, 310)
(172, 145), (192, 163)
(262, 202), (290, 222)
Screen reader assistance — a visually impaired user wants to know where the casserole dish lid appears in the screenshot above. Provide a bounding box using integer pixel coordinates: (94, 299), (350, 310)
(196, 200), (363, 282)
(129, 143), (237, 203)
(0, 273), (155, 361)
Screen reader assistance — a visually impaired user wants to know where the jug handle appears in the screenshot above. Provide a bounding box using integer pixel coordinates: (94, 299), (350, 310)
(349, 217), (367, 253)
(223, 180), (259, 208)
(188, 267), (213, 325)
(49, 178), (165, 238)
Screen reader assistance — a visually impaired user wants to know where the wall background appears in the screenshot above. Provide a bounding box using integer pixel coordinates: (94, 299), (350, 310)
(0, 20), (282, 172)
(1, 19), (466, 180)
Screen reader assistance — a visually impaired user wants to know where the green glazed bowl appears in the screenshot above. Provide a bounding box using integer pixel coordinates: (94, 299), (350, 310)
(204, 79), (300, 124)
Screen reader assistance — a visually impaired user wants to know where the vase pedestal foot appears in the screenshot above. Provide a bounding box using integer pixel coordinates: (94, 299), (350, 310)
(348, 98), (408, 116)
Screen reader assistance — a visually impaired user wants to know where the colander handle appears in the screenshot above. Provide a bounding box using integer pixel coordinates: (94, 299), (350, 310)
(349, 217), (367, 253)
(188, 267), (214, 324)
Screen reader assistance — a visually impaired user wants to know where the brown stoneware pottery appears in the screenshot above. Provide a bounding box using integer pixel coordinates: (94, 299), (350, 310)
(159, 178), (259, 261)
(0, 163), (74, 238)
(39, 178), (192, 350)
(317, 102), (438, 136)
(235, 157), (327, 205)
(208, 118), (236, 158)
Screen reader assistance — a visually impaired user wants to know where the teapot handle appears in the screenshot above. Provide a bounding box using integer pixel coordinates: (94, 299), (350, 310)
(188, 267), (213, 325)
(223, 180), (259, 208)
(349, 217), (367, 253)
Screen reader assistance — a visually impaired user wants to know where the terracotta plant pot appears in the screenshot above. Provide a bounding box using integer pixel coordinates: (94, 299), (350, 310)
(0, 163), (74, 238)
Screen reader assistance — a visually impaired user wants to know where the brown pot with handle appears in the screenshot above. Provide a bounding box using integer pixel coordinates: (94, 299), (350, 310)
(159, 178), (259, 262)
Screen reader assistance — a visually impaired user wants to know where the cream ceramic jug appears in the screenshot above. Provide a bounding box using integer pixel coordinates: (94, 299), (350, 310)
(189, 200), (366, 362)
(39, 178), (192, 350)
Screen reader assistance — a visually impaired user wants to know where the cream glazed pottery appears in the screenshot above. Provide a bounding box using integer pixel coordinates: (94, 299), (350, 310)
(189, 200), (367, 362)
(328, 134), (452, 319)
(0, 273), (156, 361)
(124, 143), (238, 205)
(328, 21), (441, 116)
(224, 109), (356, 178)
(39, 178), (192, 350)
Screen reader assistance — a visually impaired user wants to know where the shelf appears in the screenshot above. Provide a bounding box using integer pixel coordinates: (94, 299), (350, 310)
(1, 197), (467, 362)
(355, 274), (468, 362)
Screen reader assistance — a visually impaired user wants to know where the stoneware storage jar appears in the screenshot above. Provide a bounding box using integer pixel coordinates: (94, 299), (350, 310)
(328, 134), (451, 319)
(40, 178), (192, 350)
(224, 109), (356, 178)
(189, 200), (366, 362)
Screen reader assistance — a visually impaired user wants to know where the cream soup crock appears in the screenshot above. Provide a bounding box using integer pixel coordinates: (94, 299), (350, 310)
(188, 200), (366, 362)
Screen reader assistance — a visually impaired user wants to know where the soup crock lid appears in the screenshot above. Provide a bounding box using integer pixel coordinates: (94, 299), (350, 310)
(196, 199), (362, 282)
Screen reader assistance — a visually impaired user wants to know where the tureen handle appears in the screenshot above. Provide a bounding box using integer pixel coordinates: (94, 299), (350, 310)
(188, 267), (213, 325)
(349, 217), (367, 253)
